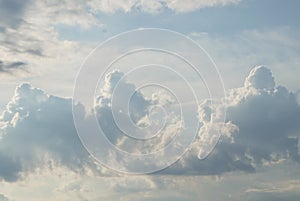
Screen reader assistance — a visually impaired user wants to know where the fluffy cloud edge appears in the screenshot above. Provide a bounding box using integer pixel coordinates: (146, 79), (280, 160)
(0, 65), (300, 182)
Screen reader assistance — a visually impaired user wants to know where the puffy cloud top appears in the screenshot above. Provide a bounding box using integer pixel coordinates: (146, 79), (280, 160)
(0, 66), (300, 181)
(165, 66), (300, 175)
(0, 83), (98, 182)
(244, 66), (275, 90)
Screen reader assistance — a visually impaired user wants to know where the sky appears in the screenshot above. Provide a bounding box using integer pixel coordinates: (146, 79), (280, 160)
(0, 0), (300, 200)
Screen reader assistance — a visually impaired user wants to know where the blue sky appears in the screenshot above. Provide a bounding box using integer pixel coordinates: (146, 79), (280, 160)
(0, 0), (300, 200)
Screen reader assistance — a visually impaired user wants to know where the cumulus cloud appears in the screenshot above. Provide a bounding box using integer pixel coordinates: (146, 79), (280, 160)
(0, 84), (98, 182)
(226, 67), (300, 162)
(94, 69), (181, 155)
(0, 66), (300, 181)
(165, 66), (300, 175)
(244, 66), (275, 90)
(58, 65), (292, 170)
(94, 70), (150, 145)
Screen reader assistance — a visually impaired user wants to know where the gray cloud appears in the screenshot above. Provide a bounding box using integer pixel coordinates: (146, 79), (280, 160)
(0, 60), (27, 73)
(246, 191), (300, 201)
(0, 152), (21, 182)
(0, 194), (10, 201)
(0, 26), (5, 32)
(0, 0), (30, 28)
(25, 48), (43, 56)
(0, 0), (102, 75)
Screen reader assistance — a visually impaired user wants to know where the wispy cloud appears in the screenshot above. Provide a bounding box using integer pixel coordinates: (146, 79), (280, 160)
(0, 60), (27, 73)
(89, 0), (241, 13)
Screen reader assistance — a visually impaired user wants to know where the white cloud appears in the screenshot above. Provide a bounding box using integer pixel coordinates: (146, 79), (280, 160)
(94, 70), (182, 155)
(0, 0), (241, 78)
(163, 65), (300, 175)
(27, 0), (103, 29)
(244, 66), (275, 90)
(225, 66), (300, 162)
(0, 83), (100, 182)
(88, 0), (241, 13)
(0, 66), (300, 182)
(0, 0), (102, 85)
(164, 0), (241, 13)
